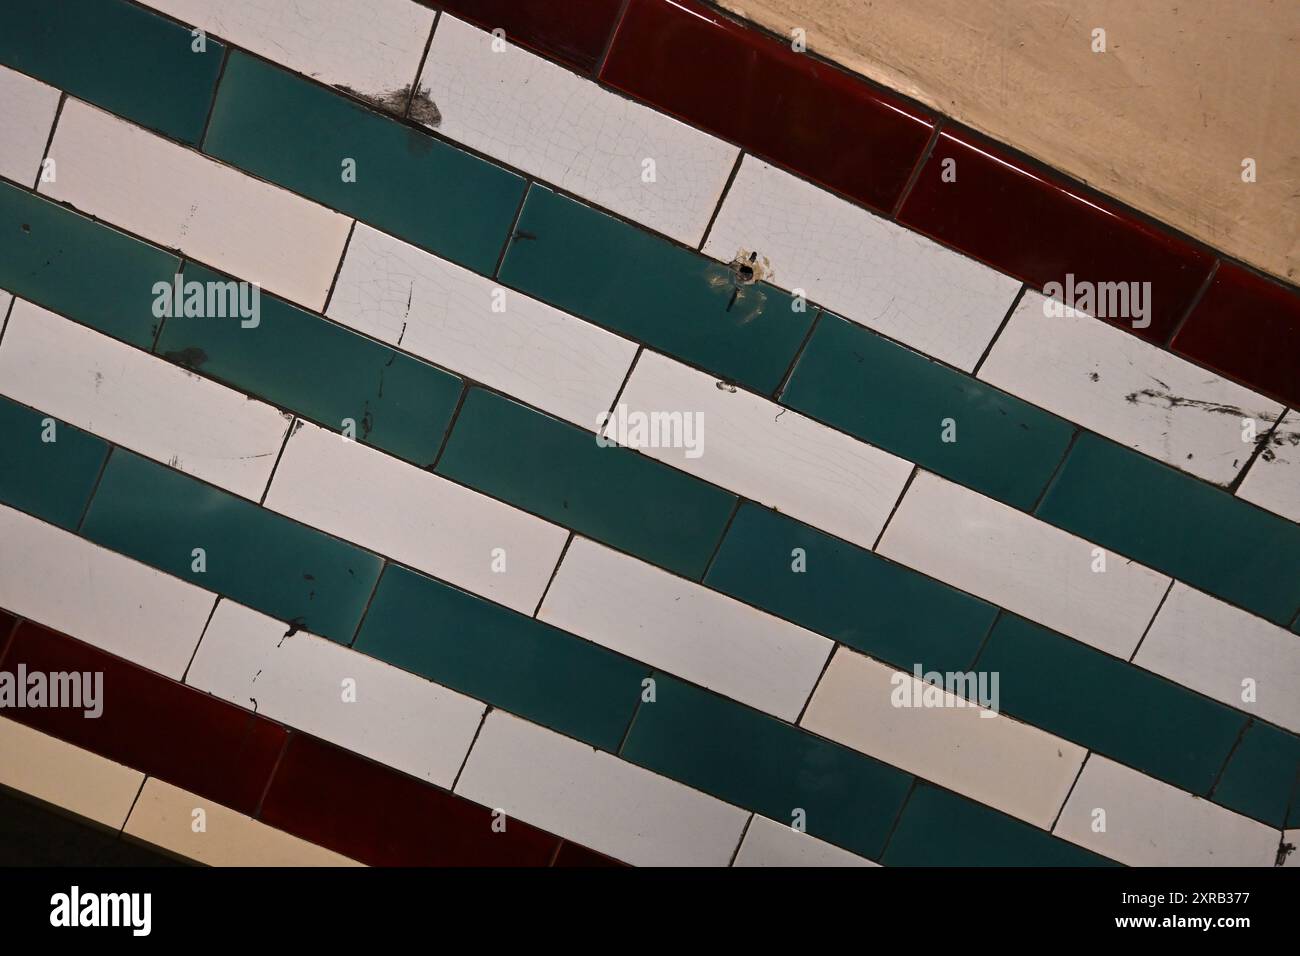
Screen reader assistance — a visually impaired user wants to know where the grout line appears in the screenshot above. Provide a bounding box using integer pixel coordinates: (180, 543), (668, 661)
(72, 446), (114, 533)
(696, 148), (745, 252)
(1162, 259), (1220, 349)
(793, 641), (835, 726)
(971, 283), (1028, 377)
(532, 531), (575, 618)
(726, 813), (756, 866)
(320, 220), (357, 316)
(346, 560), (387, 649)
(1206, 720), (1252, 799)
(404, 11), (441, 119)
(33, 91), (68, 191)
(1129, 578), (1175, 664)
(0, 294), (15, 345)
(770, 308), (823, 400)
(1228, 403), (1288, 495)
(197, 45), (232, 152)
(179, 594), (223, 684)
(890, 119), (943, 220)
(428, 381), (470, 470)
(257, 418), (298, 506)
(870, 464), (919, 552)
(1049, 751), (1091, 832)
(491, 180), (532, 279)
(1028, 428), (1080, 515)
(451, 707), (491, 792)
(151, 256), (188, 353)
(251, 731), (292, 820)
(117, 775), (149, 836)
(965, 609), (1004, 672)
(614, 684), (648, 757)
(698, 498), (743, 582)
(875, 778), (919, 862)
(604, 346), (643, 420)
(595, 0), (634, 76)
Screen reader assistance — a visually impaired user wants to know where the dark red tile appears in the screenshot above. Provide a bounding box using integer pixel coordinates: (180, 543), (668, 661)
(430, 0), (626, 74)
(600, 0), (934, 214)
(898, 128), (1213, 343)
(259, 734), (560, 866)
(552, 840), (626, 867)
(0, 610), (17, 657)
(1172, 262), (1300, 407)
(0, 621), (285, 815)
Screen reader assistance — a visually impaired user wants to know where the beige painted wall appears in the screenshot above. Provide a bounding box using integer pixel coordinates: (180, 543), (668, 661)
(719, 0), (1299, 283)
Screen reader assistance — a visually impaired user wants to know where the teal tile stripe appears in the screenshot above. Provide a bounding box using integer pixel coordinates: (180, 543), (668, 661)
(436, 388), (736, 579)
(1037, 432), (1300, 624)
(882, 784), (1118, 866)
(354, 565), (647, 752)
(0, 182), (178, 349)
(0, 0), (224, 145)
(0, 396), (107, 530)
(204, 52), (524, 275)
(976, 614), (1246, 796)
(782, 313), (1075, 510)
(705, 503), (997, 672)
(1212, 722), (1300, 829)
(622, 673), (913, 859)
(159, 264), (462, 467)
(80, 449), (382, 644)
(498, 185), (812, 395)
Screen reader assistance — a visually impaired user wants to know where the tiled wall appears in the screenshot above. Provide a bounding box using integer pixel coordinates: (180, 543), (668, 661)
(0, 0), (1297, 867)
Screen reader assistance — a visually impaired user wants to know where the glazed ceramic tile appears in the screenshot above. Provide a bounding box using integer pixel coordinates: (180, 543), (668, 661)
(435, 0), (625, 74)
(979, 290), (1283, 485)
(1212, 721), (1300, 828)
(187, 600), (485, 786)
(1137, 584), (1300, 733)
(1055, 755), (1279, 866)
(263, 420), (567, 614)
(420, 16), (738, 246)
(610, 350), (913, 549)
(205, 52), (523, 276)
(878, 471), (1170, 658)
(732, 815), (878, 868)
(137, 0), (435, 112)
(1237, 409), (1300, 524)
(703, 157), (1022, 371)
(0, 392), (108, 530)
(0, 300), (292, 500)
(41, 100), (351, 310)
(602, 0), (934, 213)
(455, 709), (749, 867)
(328, 224), (636, 428)
(0, 504), (213, 678)
(803, 648), (1085, 828)
(539, 537), (833, 720)
(0, 717), (144, 830)
(0, 65), (60, 186)
(125, 778), (362, 867)
(0, 0), (224, 144)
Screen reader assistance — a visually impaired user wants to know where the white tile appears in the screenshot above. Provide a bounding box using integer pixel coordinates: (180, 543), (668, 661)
(328, 224), (636, 427)
(703, 157), (1021, 371)
(0, 66), (60, 186)
(979, 291), (1281, 485)
(539, 537), (832, 720)
(40, 100), (350, 310)
(803, 648), (1084, 828)
(733, 815), (877, 867)
(609, 351), (912, 548)
(0, 301), (291, 500)
(1055, 755), (1278, 866)
(187, 600), (484, 786)
(455, 710), (748, 866)
(0, 505), (213, 678)
(1136, 584), (1300, 732)
(137, 0), (435, 109)
(0, 719), (144, 829)
(419, 16), (738, 246)
(0, 291), (12, 327)
(878, 471), (1169, 658)
(1237, 409), (1300, 524)
(263, 420), (567, 614)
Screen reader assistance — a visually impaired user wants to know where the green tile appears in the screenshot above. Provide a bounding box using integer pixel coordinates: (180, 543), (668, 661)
(80, 449), (381, 643)
(705, 504), (996, 671)
(435, 388), (735, 578)
(0, 396), (107, 530)
(1212, 722), (1300, 829)
(0, 182), (177, 348)
(156, 264), (462, 466)
(622, 674), (912, 859)
(1037, 432), (1300, 625)
(882, 784), (1117, 866)
(976, 614), (1246, 795)
(782, 314), (1075, 510)
(204, 52), (523, 274)
(354, 565), (646, 751)
(498, 186), (811, 395)
(0, 0), (224, 144)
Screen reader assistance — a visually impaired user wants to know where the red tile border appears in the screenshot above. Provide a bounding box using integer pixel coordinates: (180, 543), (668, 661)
(897, 129), (1214, 344)
(0, 611), (620, 867)
(1172, 262), (1300, 408)
(601, 0), (934, 215)
(428, 0), (627, 75)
